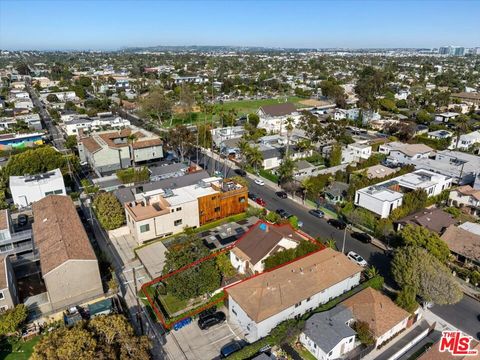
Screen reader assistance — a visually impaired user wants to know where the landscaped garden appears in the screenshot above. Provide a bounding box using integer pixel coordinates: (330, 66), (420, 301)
(0, 335), (41, 360)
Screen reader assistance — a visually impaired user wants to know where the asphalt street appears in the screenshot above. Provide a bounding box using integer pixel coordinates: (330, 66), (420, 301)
(198, 152), (480, 339)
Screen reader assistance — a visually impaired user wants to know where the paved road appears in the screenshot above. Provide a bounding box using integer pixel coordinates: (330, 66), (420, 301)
(431, 296), (480, 340)
(197, 151), (480, 338)
(26, 83), (65, 151)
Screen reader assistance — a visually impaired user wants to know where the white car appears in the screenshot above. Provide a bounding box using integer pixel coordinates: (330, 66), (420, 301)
(347, 251), (368, 267)
(254, 178), (265, 186)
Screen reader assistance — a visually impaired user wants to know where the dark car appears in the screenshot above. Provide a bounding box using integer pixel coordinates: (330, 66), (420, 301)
(220, 340), (248, 358)
(351, 232), (372, 243)
(234, 169), (247, 177)
(275, 208), (290, 219)
(327, 219), (347, 230)
(17, 214), (28, 227)
(198, 306), (217, 320)
(275, 191), (287, 199)
(309, 209), (325, 218)
(248, 192), (257, 201)
(198, 311), (226, 330)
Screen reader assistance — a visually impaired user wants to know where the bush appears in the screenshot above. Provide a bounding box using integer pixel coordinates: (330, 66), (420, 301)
(93, 193), (126, 230)
(264, 211), (281, 223)
(263, 240), (320, 270)
(116, 167), (150, 184)
(354, 321), (375, 346)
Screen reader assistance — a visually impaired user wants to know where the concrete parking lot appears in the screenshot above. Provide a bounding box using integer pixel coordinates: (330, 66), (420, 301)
(166, 307), (245, 360)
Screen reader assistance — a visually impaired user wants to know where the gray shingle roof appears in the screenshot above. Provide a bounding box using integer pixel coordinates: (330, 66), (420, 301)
(303, 305), (356, 353)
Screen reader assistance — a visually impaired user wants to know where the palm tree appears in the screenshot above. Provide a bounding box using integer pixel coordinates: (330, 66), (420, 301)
(285, 117), (294, 157)
(247, 145), (263, 173)
(366, 266), (379, 279)
(237, 138), (250, 168)
(455, 114), (470, 149)
(277, 157), (297, 185)
(324, 238), (337, 250)
(127, 133), (138, 168)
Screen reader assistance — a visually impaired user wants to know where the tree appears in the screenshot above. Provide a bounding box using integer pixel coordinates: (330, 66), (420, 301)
(5, 146), (76, 176)
(247, 113), (260, 127)
(216, 252), (236, 278)
(162, 238), (221, 300)
(455, 114), (470, 149)
(277, 157), (297, 185)
(353, 321), (375, 346)
(400, 225), (450, 262)
(263, 240), (319, 270)
(93, 193), (125, 230)
(245, 145), (263, 171)
(127, 133), (138, 168)
(416, 109), (433, 123)
(302, 174), (331, 202)
(395, 286), (418, 313)
(32, 315), (151, 360)
(139, 87), (173, 126)
(324, 238), (337, 250)
(0, 304), (28, 335)
(31, 326), (97, 360)
(328, 144), (342, 167)
(197, 123), (213, 148)
(392, 247), (462, 305)
(379, 98), (397, 112)
(46, 94), (59, 103)
(167, 125), (195, 162)
(178, 84), (195, 119)
(81, 179), (99, 195)
(65, 135), (78, 150)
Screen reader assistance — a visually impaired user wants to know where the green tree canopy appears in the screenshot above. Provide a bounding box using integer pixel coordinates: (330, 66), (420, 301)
(328, 144), (342, 167)
(93, 193), (125, 230)
(400, 224), (450, 262)
(0, 304), (28, 335)
(392, 247), (462, 305)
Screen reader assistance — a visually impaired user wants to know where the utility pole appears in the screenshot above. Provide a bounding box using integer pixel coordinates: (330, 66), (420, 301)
(132, 267), (144, 335)
(341, 225), (348, 254)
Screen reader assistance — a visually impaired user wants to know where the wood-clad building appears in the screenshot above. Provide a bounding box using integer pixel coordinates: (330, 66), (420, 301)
(198, 181), (248, 225)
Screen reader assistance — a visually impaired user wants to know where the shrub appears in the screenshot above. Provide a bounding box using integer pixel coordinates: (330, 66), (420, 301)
(354, 321), (375, 346)
(93, 193), (126, 230)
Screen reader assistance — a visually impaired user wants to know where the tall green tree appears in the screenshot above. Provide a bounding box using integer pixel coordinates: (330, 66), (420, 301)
(392, 247), (462, 305)
(328, 144), (342, 167)
(277, 157), (297, 184)
(400, 225), (450, 262)
(0, 304), (28, 335)
(93, 193), (125, 230)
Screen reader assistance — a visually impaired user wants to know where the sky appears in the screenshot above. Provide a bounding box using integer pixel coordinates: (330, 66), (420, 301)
(0, 0), (479, 50)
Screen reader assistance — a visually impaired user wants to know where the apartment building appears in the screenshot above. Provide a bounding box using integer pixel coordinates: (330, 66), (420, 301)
(0, 255), (18, 312)
(341, 143), (372, 164)
(125, 177), (248, 243)
(0, 209), (33, 259)
(227, 248), (362, 342)
(355, 169), (452, 218)
(78, 127), (163, 175)
(10, 168), (66, 208)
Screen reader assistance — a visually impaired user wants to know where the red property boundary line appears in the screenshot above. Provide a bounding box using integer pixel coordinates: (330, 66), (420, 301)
(141, 220), (325, 329)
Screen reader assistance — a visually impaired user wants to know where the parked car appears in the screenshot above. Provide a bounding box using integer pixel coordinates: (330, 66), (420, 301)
(327, 219), (347, 230)
(351, 232), (372, 243)
(220, 340), (248, 358)
(254, 178), (265, 186)
(275, 208), (290, 219)
(308, 209), (325, 218)
(347, 251), (368, 267)
(198, 306), (217, 320)
(234, 169), (247, 177)
(275, 191), (287, 199)
(17, 214), (28, 227)
(255, 198), (266, 207)
(198, 311), (226, 330)
(248, 192), (258, 201)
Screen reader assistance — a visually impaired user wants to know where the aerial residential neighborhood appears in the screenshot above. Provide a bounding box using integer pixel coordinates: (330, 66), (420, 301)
(0, 1), (479, 359)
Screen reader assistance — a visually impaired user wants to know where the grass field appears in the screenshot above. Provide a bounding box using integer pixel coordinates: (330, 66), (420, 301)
(169, 96), (309, 127)
(0, 336), (41, 360)
(158, 293), (188, 316)
(295, 345), (317, 360)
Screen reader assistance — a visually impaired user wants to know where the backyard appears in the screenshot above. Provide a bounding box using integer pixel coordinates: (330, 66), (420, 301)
(0, 336), (41, 360)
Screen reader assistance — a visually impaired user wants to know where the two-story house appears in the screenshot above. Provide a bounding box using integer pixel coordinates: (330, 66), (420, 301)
(449, 185), (480, 216)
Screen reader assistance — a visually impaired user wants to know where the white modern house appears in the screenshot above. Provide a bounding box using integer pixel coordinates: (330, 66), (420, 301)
(379, 142), (433, 165)
(355, 169), (452, 218)
(211, 126), (245, 147)
(434, 112), (459, 122)
(229, 222), (305, 275)
(227, 248), (362, 342)
(455, 131), (480, 150)
(341, 143), (372, 164)
(9, 168), (66, 208)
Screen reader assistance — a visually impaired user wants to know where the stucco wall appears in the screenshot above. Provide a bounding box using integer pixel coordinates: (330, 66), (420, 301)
(43, 259), (103, 311)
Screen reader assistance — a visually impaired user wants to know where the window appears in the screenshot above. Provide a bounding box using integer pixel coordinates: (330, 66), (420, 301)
(174, 219), (182, 226)
(214, 207), (220, 212)
(0, 291), (4, 300)
(139, 224), (150, 233)
(239, 197), (246, 203)
(232, 307), (237, 316)
(306, 297), (311, 302)
(0, 305), (8, 313)
(294, 301), (302, 308)
(176, 207), (182, 211)
(349, 338), (353, 343)
(329, 351), (333, 356)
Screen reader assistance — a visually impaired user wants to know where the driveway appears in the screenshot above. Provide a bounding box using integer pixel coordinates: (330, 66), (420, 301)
(165, 308), (244, 360)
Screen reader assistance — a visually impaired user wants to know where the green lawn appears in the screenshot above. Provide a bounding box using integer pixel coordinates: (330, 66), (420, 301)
(158, 293), (188, 316)
(168, 96), (308, 127)
(296, 345), (317, 360)
(0, 335), (41, 360)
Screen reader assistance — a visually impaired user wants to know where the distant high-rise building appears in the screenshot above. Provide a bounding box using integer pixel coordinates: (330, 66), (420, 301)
(438, 46), (465, 56)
